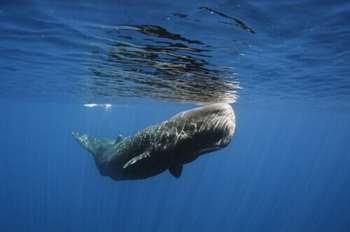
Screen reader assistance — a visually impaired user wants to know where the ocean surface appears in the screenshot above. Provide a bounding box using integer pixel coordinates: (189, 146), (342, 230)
(0, 0), (350, 231)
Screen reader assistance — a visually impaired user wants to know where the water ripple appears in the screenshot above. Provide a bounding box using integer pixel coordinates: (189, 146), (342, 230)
(0, 1), (349, 107)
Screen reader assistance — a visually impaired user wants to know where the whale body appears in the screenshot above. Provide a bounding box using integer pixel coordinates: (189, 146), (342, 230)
(72, 103), (235, 180)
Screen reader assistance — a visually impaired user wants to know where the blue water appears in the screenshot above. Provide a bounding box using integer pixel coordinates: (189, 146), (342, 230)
(1, 0), (350, 231)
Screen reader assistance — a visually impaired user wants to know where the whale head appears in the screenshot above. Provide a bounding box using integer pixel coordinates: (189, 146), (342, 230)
(170, 103), (235, 159)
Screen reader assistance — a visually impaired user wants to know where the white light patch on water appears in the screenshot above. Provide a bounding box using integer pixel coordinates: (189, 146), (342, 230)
(83, 103), (112, 111)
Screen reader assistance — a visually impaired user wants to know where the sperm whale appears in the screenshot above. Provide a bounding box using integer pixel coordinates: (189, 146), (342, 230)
(72, 103), (235, 180)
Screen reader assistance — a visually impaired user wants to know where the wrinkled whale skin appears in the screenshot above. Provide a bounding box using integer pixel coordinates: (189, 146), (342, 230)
(72, 103), (235, 180)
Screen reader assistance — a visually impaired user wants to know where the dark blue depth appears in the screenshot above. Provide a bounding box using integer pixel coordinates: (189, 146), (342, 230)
(0, 0), (350, 231)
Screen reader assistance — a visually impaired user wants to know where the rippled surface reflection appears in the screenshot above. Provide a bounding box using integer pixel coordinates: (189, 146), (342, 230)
(0, 2), (257, 104)
(91, 24), (241, 103)
(0, 1), (349, 106)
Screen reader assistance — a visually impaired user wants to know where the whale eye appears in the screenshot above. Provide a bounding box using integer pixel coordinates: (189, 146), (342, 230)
(187, 122), (198, 132)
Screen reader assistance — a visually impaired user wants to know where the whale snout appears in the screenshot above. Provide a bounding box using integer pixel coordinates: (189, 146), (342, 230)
(182, 103), (236, 147)
(196, 103), (235, 135)
(218, 103), (235, 137)
(209, 103), (235, 146)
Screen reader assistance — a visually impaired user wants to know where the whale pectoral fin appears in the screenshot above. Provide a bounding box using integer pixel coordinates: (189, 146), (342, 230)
(169, 164), (183, 178)
(123, 152), (150, 169)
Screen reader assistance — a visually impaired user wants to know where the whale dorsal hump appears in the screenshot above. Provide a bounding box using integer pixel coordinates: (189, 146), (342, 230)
(115, 134), (124, 144)
(169, 164), (183, 178)
(123, 151), (150, 169)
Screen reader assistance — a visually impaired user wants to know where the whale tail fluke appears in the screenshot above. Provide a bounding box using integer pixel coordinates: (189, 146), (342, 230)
(72, 131), (116, 175)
